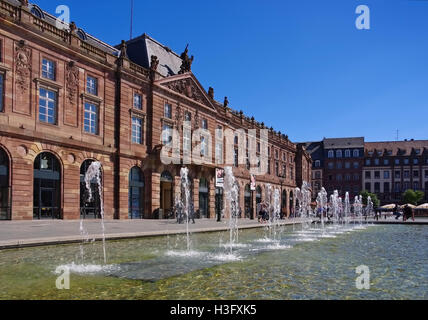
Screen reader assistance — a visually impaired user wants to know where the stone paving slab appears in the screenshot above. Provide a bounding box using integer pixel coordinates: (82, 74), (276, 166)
(0, 218), (311, 250)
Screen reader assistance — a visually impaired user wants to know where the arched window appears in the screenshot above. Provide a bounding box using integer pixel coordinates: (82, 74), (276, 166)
(34, 152), (61, 219)
(289, 191), (294, 217)
(282, 189), (287, 211)
(336, 150), (342, 158)
(30, 5), (45, 19)
(80, 160), (102, 219)
(345, 150), (351, 158)
(315, 160), (321, 168)
(77, 29), (87, 41)
(353, 149), (360, 157)
(160, 171), (173, 219)
(244, 184), (252, 219)
(199, 178), (209, 218)
(129, 167), (144, 219)
(0, 148), (10, 220)
(328, 150), (334, 158)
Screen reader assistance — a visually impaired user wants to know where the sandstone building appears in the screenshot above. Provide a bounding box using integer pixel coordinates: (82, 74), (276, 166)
(0, 0), (311, 221)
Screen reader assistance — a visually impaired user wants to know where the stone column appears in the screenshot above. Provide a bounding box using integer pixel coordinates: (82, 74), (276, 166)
(150, 172), (160, 218)
(209, 177), (216, 219)
(63, 160), (80, 220)
(193, 178), (200, 217)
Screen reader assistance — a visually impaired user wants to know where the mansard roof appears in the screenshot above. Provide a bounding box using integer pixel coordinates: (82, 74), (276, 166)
(365, 140), (428, 157)
(123, 34), (182, 78)
(323, 137), (365, 149)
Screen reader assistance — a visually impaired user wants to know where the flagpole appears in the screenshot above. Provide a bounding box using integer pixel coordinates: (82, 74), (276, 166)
(130, 0), (134, 40)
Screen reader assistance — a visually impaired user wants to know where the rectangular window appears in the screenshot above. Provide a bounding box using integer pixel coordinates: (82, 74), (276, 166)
(215, 125), (223, 164)
(413, 170), (419, 178)
(133, 94), (142, 110)
(201, 136), (208, 156)
(201, 119), (208, 130)
(365, 171), (371, 179)
(86, 76), (98, 95)
(39, 88), (57, 124)
(384, 182), (390, 193)
(234, 148), (239, 167)
(42, 59), (55, 80)
(384, 171), (390, 179)
(374, 182), (380, 193)
(374, 171), (380, 179)
(162, 123), (172, 145)
(345, 162), (351, 169)
(395, 159), (400, 165)
(413, 158), (419, 165)
(384, 159), (389, 165)
(275, 162), (279, 176)
(164, 103), (172, 119)
(132, 117), (143, 144)
(404, 170), (410, 179)
(425, 170), (428, 179)
(84, 102), (98, 134)
(365, 159), (371, 166)
(395, 171), (400, 179)
(0, 74), (3, 112)
(365, 183), (371, 192)
(394, 182), (401, 192)
(353, 162), (359, 169)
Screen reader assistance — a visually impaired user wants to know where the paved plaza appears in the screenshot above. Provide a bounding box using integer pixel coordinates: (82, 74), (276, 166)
(0, 217), (427, 250)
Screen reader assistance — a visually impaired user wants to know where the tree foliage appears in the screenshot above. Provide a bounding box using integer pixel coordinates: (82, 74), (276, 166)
(403, 189), (425, 205)
(360, 190), (380, 208)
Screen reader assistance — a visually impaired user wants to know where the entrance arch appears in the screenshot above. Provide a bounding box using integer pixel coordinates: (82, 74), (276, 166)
(282, 189), (287, 217)
(33, 152), (62, 219)
(0, 148), (10, 220)
(244, 184), (252, 219)
(160, 171), (173, 219)
(199, 178), (209, 218)
(80, 159), (102, 219)
(129, 167), (144, 219)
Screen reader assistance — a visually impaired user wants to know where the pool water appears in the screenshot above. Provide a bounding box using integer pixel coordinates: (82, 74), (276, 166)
(0, 224), (427, 300)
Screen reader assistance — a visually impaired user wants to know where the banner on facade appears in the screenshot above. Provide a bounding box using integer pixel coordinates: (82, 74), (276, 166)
(216, 168), (225, 188)
(250, 174), (256, 191)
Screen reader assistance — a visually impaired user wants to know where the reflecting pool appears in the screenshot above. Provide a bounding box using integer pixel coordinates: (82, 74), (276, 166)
(0, 224), (427, 300)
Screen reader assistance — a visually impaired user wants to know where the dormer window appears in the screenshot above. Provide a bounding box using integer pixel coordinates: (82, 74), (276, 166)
(77, 29), (87, 41)
(30, 5), (45, 19)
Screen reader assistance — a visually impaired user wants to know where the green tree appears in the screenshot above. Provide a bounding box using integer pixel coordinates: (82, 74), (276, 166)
(360, 190), (380, 208)
(402, 189), (424, 205)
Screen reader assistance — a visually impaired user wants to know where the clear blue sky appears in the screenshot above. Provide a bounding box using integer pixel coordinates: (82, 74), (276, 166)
(36, 0), (428, 143)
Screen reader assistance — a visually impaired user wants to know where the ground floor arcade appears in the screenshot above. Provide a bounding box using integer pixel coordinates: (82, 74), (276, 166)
(0, 137), (297, 221)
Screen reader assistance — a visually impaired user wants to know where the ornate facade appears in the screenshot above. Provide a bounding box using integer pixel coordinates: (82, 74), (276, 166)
(0, 0), (311, 220)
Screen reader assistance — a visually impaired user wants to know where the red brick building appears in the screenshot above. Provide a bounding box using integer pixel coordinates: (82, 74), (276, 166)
(0, 0), (311, 220)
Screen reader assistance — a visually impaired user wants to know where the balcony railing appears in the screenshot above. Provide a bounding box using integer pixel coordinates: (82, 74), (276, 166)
(33, 16), (69, 43)
(129, 62), (150, 78)
(0, 1), (18, 19)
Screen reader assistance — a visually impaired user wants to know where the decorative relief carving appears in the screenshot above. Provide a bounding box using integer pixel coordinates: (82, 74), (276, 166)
(164, 78), (205, 104)
(66, 61), (79, 104)
(15, 41), (32, 94)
